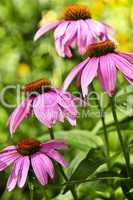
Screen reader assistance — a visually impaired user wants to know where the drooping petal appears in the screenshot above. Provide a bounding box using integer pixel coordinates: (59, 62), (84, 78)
(17, 156), (30, 188)
(39, 153), (55, 178)
(118, 52), (133, 64)
(34, 20), (61, 41)
(65, 115), (76, 126)
(77, 20), (89, 54)
(7, 157), (23, 191)
(41, 139), (68, 152)
(56, 92), (78, 115)
(55, 38), (65, 57)
(62, 21), (77, 46)
(31, 153), (48, 185)
(124, 76), (133, 85)
(0, 151), (20, 171)
(62, 58), (90, 92)
(111, 53), (133, 79)
(98, 54), (117, 96)
(8, 99), (32, 134)
(81, 57), (99, 97)
(54, 21), (69, 39)
(33, 93), (62, 128)
(46, 149), (68, 168)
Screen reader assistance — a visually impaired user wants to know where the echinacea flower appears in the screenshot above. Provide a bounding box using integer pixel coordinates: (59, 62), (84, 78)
(0, 139), (68, 191)
(8, 79), (79, 134)
(34, 4), (113, 57)
(62, 40), (133, 97)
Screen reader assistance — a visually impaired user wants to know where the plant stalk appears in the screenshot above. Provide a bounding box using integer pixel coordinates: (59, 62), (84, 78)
(110, 96), (130, 176)
(48, 128), (78, 200)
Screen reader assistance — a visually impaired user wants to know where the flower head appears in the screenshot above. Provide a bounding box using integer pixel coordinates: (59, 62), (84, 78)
(0, 139), (68, 191)
(8, 79), (79, 134)
(34, 4), (113, 57)
(62, 40), (133, 97)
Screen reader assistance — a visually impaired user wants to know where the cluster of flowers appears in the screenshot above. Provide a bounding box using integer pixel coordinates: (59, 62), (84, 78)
(1, 4), (133, 192)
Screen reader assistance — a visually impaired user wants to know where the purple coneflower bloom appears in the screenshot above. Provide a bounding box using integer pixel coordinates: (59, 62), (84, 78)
(34, 4), (113, 57)
(0, 139), (68, 191)
(8, 79), (79, 134)
(62, 40), (133, 97)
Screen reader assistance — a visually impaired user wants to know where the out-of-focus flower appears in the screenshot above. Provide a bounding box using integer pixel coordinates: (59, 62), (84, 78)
(17, 63), (30, 77)
(34, 4), (114, 58)
(116, 33), (132, 52)
(8, 79), (79, 134)
(0, 139), (68, 191)
(62, 40), (133, 97)
(39, 10), (58, 27)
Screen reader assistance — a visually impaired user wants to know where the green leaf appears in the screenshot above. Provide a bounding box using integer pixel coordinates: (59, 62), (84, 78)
(39, 129), (103, 152)
(63, 148), (105, 193)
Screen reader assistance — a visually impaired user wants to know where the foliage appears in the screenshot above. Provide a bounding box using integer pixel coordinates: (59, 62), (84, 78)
(0, 0), (133, 199)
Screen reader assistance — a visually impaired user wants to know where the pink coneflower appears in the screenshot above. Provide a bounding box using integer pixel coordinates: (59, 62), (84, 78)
(34, 4), (113, 57)
(62, 40), (133, 97)
(8, 79), (79, 134)
(0, 139), (68, 191)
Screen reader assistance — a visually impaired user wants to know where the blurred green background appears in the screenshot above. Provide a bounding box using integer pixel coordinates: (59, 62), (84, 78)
(0, 0), (133, 199)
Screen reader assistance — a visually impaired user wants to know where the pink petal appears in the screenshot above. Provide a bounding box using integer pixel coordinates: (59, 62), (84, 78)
(0, 152), (20, 171)
(66, 115), (76, 126)
(81, 57), (99, 97)
(64, 45), (72, 58)
(56, 92), (78, 115)
(98, 54), (117, 96)
(33, 93), (62, 128)
(62, 21), (77, 46)
(46, 149), (68, 168)
(77, 20), (89, 54)
(111, 53), (133, 79)
(62, 58), (90, 92)
(55, 38), (65, 57)
(34, 20), (61, 41)
(7, 157), (23, 191)
(39, 153), (55, 178)
(41, 140), (68, 151)
(31, 153), (48, 185)
(118, 52), (133, 64)
(18, 156), (30, 188)
(54, 21), (69, 39)
(8, 99), (32, 134)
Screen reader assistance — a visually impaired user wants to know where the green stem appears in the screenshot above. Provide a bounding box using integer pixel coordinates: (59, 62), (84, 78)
(48, 128), (78, 200)
(28, 180), (34, 200)
(91, 84), (110, 166)
(110, 96), (130, 176)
